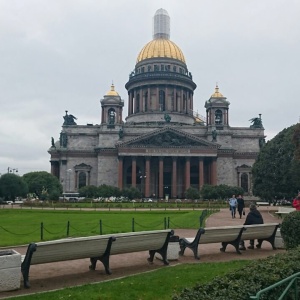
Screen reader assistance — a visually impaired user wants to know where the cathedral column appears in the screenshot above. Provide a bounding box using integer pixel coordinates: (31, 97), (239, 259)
(133, 89), (137, 113)
(211, 158), (217, 185)
(128, 92), (132, 115)
(156, 86), (159, 110)
(148, 86), (151, 110)
(145, 157), (151, 198)
(172, 157), (177, 198)
(199, 157), (204, 190)
(165, 86), (168, 110)
(132, 157), (136, 188)
(173, 87), (177, 111)
(118, 157), (123, 190)
(185, 157), (190, 191)
(159, 157), (164, 198)
(180, 89), (184, 113)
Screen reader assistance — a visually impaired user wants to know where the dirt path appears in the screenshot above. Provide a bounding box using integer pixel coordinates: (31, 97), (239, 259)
(0, 207), (283, 299)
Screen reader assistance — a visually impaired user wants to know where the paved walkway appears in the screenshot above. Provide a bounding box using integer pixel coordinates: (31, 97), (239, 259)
(0, 206), (283, 299)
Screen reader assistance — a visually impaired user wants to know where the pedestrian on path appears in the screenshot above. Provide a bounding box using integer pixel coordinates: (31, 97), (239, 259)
(228, 195), (237, 219)
(239, 203), (264, 250)
(237, 195), (245, 219)
(292, 192), (300, 211)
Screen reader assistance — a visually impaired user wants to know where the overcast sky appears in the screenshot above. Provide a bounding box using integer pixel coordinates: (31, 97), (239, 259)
(0, 0), (299, 176)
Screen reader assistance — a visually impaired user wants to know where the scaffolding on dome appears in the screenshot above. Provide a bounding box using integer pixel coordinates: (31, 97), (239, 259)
(153, 8), (170, 40)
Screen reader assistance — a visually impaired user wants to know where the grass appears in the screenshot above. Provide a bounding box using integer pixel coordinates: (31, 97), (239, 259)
(0, 210), (206, 246)
(9, 260), (250, 300)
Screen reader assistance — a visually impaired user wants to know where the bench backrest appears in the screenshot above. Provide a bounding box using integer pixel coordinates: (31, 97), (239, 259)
(30, 234), (113, 265)
(110, 229), (172, 255)
(277, 207), (295, 213)
(199, 225), (244, 244)
(242, 223), (279, 240)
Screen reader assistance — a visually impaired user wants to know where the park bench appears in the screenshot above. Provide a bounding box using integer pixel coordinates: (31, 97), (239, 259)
(275, 207), (296, 218)
(179, 225), (245, 259)
(179, 223), (279, 260)
(21, 229), (173, 288)
(256, 201), (269, 207)
(241, 223), (279, 249)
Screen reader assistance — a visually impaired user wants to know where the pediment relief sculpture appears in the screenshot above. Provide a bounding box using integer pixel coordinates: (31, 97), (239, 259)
(129, 131), (208, 147)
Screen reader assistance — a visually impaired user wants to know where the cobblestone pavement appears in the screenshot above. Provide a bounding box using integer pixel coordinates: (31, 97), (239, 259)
(0, 206), (284, 299)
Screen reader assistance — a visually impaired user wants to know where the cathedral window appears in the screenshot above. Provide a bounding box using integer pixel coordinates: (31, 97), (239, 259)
(141, 67), (145, 73)
(241, 173), (249, 192)
(161, 65), (164, 71)
(148, 65), (151, 72)
(108, 108), (116, 124)
(173, 66), (177, 72)
(78, 172), (87, 189)
(215, 109), (223, 125)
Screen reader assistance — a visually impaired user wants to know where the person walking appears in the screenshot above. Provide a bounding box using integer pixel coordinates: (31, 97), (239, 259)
(292, 192), (300, 211)
(236, 195), (245, 219)
(228, 195), (238, 219)
(239, 203), (264, 250)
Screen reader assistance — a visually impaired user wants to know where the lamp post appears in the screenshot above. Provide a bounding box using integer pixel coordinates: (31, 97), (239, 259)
(7, 167), (18, 174)
(138, 171), (146, 199)
(164, 186), (169, 202)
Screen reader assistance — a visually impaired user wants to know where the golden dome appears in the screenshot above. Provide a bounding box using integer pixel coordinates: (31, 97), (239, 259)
(136, 38), (186, 63)
(106, 84), (119, 96)
(211, 85), (224, 98)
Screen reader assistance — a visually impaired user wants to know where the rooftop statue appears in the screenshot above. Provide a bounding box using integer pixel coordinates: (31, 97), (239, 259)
(63, 110), (77, 126)
(119, 128), (124, 139)
(212, 129), (217, 141)
(164, 113), (171, 123)
(51, 137), (55, 148)
(249, 114), (263, 129)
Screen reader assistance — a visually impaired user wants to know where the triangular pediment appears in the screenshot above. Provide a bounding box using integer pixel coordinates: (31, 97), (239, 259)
(117, 127), (219, 149)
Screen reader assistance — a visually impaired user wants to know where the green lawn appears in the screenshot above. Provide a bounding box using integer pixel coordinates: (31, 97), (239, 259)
(0, 209), (205, 246)
(10, 260), (250, 300)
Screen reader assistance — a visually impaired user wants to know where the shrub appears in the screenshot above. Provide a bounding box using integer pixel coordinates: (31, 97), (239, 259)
(281, 211), (300, 249)
(173, 247), (300, 300)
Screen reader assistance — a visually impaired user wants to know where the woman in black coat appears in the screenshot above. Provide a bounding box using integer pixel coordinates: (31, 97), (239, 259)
(236, 195), (245, 219)
(239, 203), (264, 250)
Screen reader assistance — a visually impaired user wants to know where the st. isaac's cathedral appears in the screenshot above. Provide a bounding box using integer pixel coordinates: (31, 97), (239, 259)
(49, 9), (265, 199)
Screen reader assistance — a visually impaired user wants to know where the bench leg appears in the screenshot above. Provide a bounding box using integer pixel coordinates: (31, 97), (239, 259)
(179, 240), (200, 259)
(220, 241), (241, 254)
(21, 243), (37, 289)
(89, 236), (115, 275)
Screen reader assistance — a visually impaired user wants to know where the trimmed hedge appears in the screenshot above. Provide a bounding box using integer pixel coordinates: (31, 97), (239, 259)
(281, 211), (300, 249)
(173, 248), (300, 300)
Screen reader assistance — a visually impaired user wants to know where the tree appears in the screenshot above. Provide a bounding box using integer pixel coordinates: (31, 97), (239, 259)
(122, 187), (141, 200)
(22, 171), (62, 200)
(78, 185), (99, 198)
(185, 187), (200, 200)
(252, 125), (300, 200)
(97, 184), (121, 198)
(0, 174), (28, 201)
(200, 184), (244, 200)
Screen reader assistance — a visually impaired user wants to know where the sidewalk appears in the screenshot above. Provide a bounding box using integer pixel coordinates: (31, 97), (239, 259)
(0, 207), (283, 299)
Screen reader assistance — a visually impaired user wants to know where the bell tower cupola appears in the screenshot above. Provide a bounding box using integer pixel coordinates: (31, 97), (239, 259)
(100, 83), (124, 127)
(205, 85), (230, 128)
